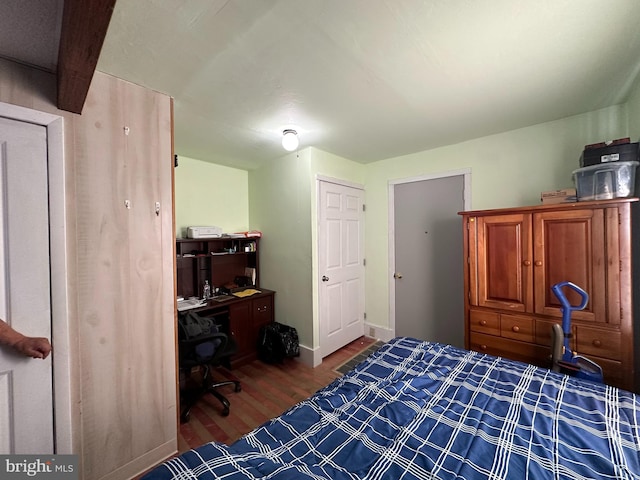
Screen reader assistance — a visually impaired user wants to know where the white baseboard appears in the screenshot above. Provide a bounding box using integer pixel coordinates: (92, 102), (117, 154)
(365, 323), (395, 343)
(296, 324), (395, 369)
(297, 343), (321, 367)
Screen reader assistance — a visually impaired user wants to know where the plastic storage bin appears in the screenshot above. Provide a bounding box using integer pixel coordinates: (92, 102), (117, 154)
(572, 161), (639, 201)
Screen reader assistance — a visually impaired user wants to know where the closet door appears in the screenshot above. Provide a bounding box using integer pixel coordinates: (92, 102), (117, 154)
(123, 74), (177, 469)
(533, 209), (606, 323)
(473, 214), (533, 313)
(73, 73), (176, 480)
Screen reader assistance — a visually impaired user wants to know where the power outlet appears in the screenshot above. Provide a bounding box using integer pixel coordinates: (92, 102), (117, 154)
(368, 327), (375, 337)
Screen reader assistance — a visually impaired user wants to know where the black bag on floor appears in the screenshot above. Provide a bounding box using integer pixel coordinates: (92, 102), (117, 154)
(258, 322), (300, 363)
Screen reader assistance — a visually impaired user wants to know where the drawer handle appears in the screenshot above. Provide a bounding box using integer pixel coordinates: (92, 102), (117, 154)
(479, 320), (487, 326)
(534, 261), (542, 267)
(480, 344), (487, 350)
(523, 260), (531, 266)
(592, 339), (602, 348)
(512, 326), (520, 333)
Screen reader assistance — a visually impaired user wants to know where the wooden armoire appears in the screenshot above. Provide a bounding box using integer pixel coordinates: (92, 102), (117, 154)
(460, 198), (639, 392)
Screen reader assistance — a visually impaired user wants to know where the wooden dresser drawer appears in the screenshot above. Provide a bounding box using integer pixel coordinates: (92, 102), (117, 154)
(535, 318), (576, 350)
(469, 332), (549, 367)
(584, 355), (624, 389)
(469, 310), (500, 335)
(575, 326), (621, 361)
(501, 314), (534, 342)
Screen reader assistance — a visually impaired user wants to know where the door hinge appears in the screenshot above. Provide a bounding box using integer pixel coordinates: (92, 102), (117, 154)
(620, 260), (623, 272)
(620, 307), (624, 320)
(363, 258), (366, 266)
(362, 204), (366, 212)
(363, 312), (367, 319)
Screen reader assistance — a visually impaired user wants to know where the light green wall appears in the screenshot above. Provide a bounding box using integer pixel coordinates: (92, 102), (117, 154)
(248, 147), (365, 348)
(627, 74), (640, 139)
(174, 156), (249, 237)
(363, 104), (628, 330)
(248, 149), (314, 345)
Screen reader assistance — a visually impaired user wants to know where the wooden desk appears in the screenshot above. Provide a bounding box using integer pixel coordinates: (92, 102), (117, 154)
(183, 289), (275, 367)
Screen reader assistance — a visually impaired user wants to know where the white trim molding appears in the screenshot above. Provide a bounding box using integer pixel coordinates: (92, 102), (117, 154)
(0, 102), (72, 454)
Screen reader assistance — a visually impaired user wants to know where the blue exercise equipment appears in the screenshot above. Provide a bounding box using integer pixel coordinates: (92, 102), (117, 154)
(550, 281), (604, 384)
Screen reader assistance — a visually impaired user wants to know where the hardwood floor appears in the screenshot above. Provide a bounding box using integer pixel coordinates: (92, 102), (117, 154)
(178, 335), (376, 452)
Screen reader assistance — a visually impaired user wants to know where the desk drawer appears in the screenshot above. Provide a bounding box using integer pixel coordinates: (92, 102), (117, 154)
(252, 294), (273, 326)
(469, 310), (500, 335)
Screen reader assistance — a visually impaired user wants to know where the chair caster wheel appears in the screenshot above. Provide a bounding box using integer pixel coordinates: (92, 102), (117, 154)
(222, 407), (230, 416)
(180, 412), (190, 423)
(235, 383), (242, 393)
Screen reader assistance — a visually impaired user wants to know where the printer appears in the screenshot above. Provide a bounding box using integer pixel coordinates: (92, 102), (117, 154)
(186, 226), (223, 238)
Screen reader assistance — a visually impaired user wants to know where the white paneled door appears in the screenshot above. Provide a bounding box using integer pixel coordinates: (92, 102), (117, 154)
(0, 117), (53, 453)
(319, 180), (365, 358)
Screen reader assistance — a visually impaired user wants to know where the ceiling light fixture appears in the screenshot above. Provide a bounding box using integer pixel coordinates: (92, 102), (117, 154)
(282, 129), (299, 151)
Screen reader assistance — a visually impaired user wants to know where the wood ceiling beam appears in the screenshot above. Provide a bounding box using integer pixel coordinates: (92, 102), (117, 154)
(56, 0), (117, 114)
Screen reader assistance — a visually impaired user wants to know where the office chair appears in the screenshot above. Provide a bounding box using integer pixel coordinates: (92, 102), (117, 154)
(179, 330), (241, 422)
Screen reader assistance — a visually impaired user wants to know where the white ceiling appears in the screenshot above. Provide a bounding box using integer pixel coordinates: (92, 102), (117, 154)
(4, 1), (640, 171)
(0, 0), (63, 73)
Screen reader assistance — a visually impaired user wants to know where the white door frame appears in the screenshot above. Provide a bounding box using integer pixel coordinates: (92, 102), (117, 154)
(388, 169), (471, 335)
(0, 102), (72, 453)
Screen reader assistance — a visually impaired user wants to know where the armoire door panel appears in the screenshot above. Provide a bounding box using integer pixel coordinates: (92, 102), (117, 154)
(476, 214), (533, 312)
(533, 209), (606, 323)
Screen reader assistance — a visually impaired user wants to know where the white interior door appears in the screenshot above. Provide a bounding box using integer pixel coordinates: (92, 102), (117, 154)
(319, 180), (365, 358)
(391, 173), (467, 348)
(0, 116), (53, 453)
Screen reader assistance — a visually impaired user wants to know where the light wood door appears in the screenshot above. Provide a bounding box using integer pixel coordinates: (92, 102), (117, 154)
(473, 213), (533, 312)
(74, 73), (176, 479)
(533, 208), (606, 323)
(318, 181), (365, 358)
(0, 117), (52, 453)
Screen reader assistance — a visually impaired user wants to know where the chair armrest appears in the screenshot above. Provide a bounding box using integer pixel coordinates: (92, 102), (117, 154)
(180, 332), (228, 351)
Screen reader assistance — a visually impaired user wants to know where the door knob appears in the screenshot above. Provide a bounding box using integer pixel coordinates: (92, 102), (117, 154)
(393, 272), (403, 279)
(322, 275), (329, 282)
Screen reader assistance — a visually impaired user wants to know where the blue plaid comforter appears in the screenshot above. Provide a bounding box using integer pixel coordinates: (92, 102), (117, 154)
(144, 337), (640, 479)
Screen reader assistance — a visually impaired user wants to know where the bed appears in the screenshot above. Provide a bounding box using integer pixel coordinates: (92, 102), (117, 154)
(142, 337), (640, 479)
